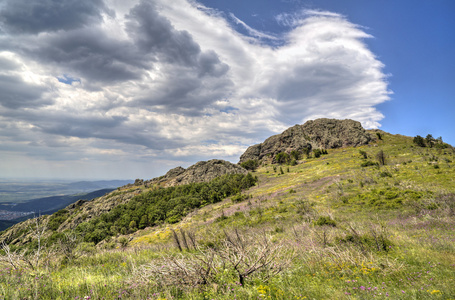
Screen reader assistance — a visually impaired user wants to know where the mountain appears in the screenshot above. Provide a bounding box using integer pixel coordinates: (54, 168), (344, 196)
(1, 159), (251, 244)
(0, 118), (454, 299)
(240, 118), (372, 163)
(143, 159), (248, 187)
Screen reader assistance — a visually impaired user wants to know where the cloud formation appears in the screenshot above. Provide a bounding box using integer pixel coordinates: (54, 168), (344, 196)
(0, 0), (390, 179)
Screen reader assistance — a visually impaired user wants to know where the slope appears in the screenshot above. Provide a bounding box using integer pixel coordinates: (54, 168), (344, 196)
(0, 126), (454, 299)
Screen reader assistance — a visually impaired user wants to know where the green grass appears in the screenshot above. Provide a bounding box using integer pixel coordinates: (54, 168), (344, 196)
(1, 131), (455, 299)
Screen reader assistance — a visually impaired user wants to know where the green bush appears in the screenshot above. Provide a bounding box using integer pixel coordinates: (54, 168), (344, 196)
(413, 135), (426, 147)
(77, 173), (257, 244)
(314, 216), (336, 227)
(240, 159), (259, 171)
(290, 150), (300, 160)
(275, 152), (290, 164)
(359, 150), (368, 159)
(361, 160), (378, 167)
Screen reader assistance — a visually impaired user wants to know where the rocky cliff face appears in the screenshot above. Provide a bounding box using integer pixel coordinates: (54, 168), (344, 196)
(239, 118), (372, 163)
(146, 159), (247, 187)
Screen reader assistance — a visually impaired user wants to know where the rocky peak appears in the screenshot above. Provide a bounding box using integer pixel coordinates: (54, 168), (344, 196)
(146, 159), (247, 187)
(239, 118), (372, 163)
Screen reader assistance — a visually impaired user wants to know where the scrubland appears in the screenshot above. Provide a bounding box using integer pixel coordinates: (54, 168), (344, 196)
(1, 132), (454, 299)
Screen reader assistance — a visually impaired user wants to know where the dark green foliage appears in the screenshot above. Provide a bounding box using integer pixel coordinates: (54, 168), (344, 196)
(376, 132), (382, 140)
(413, 135), (426, 147)
(77, 173), (257, 244)
(426, 134), (434, 148)
(359, 150), (368, 159)
(231, 192), (249, 203)
(240, 159), (259, 171)
(48, 209), (69, 231)
(314, 216), (336, 227)
(313, 149), (327, 158)
(275, 152), (290, 164)
(302, 146), (312, 158)
(290, 150), (300, 160)
(360, 160), (378, 167)
(379, 171), (392, 178)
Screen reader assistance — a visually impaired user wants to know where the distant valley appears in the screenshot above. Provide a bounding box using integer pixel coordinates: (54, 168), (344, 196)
(0, 180), (133, 203)
(0, 179), (133, 231)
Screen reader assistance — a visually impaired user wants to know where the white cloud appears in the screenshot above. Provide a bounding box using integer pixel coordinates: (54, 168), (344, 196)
(0, 0), (390, 179)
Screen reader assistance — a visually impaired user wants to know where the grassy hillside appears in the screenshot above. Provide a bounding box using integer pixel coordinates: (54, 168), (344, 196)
(0, 131), (454, 299)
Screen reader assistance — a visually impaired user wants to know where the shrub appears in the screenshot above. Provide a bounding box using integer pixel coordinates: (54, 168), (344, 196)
(426, 134), (435, 148)
(380, 171), (392, 178)
(359, 150), (368, 159)
(413, 135), (426, 147)
(376, 150), (386, 166)
(290, 150), (300, 160)
(231, 193), (248, 203)
(361, 160), (378, 167)
(240, 159), (259, 171)
(275, 152), (290, 164)
(314, 216), (336, 227)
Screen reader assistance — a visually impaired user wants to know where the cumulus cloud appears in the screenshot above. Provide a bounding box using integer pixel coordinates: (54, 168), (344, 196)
(0, 0), (390, 179)
(0, 0), (110, 34)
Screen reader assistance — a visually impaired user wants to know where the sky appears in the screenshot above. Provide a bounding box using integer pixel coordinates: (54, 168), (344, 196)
(0, 0), (453, 180)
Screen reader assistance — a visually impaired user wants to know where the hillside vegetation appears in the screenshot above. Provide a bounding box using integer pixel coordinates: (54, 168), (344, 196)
(1, 128), (455, 299)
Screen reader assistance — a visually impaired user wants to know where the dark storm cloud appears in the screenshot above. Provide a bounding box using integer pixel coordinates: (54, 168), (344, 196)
(21, 111), (182, 150)
(34, 115), (127, 139)
(133, 64), (233, 115)
(122, 1), (231, 114)
(18, 28), (146, 84)
(0, 0), (110, 34)
(126, 1), (229, 76)
(0, 74), (51, 109)
(126, 1), (200, 66)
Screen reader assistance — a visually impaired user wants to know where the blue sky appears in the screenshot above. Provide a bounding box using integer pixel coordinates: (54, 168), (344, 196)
(200, 0), (455, 142)
(0, 0), (453, 180)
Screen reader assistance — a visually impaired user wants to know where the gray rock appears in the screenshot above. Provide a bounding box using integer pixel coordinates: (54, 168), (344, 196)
(239, 118), (371, 163)
(147, 159), (247, 187)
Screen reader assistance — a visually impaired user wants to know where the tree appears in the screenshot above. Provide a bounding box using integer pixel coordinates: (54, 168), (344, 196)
(426, 134), (434, 148)
(413, 135), (426, 147)
(129, 220), (137, 230)
(275, 152), (290, 164)
(290, 150), (300, 160)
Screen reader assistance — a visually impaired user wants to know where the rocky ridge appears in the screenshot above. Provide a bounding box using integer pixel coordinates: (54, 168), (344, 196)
(2, 159), (248, 244)
(239, 118), (372, 163)
(141, 159), (248, 188)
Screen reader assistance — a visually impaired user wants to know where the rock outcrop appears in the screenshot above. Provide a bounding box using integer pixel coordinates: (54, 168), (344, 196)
(239, 118), (372, 163)
(146, 159), (247, 187)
